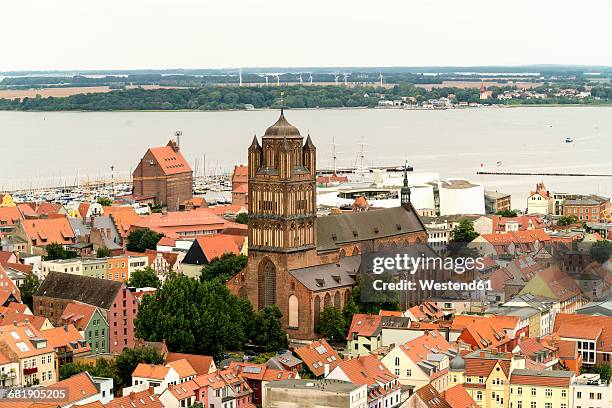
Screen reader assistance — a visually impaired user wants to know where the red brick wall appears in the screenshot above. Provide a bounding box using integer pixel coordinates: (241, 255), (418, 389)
(109, 287), (138, 354)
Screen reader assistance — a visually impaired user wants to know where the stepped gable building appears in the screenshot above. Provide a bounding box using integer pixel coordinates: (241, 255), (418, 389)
(227, 110), (429, 339)
(132, 139), (193, 211)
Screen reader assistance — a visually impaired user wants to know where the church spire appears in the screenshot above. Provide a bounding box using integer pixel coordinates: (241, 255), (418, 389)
(401, 160), (411, 210)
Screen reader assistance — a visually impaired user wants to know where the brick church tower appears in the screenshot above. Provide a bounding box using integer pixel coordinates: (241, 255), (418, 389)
(246, 109), (317, 309)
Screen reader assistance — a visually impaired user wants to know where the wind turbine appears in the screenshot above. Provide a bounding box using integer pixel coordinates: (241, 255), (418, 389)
(239, 68), (243, 86)
(265, 75), (269, 86)
(343, 72), (350, 86)
(275, 74), (280, 86)
(298, 73), (303, 84)
(379, 73), (384, 87)
(334, 74), (339, 85)
(309, 73), (313, 84)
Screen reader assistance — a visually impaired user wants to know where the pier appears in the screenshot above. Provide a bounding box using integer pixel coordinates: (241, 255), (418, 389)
(477, 171), (612, 177)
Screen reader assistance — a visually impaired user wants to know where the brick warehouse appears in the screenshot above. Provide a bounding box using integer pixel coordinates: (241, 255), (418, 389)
(132, 139), (193, 211)
(34, 272), (138, 354)
(227, 110), (433, 340)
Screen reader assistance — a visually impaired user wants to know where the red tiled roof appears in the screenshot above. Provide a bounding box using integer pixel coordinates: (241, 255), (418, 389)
(132, 363), (170, 380)
(104, 388), (163, 408)
(0, 310), (49, 331)
(407, 302), (445, 321)
(156, 236), (177, 247)
(21, 217), (75, 246)
(399, 330), (452, 366)
(43, 325), (91, 354)
(464, 353), (512, 377)
(195, 234), (241, 261)
(492, 215), (545, 233)
(0, 265), (22, 302)
(554, 313), (612, 351)
(147, 141), (192, 176)
(510, 371), (573, 387)
(347, 314), (382, 340)
(460, 316), (512, 350)
(61, 302), (99, 331)
(36, 202), (64, 216)
(133, 209), (227, 230)
(103, 206), (141, 238)
(414, 384), (452, 408)
(0, 206), (22, 226)
(0, 251), (16, 265)
(294, 339), (341, 377)
(229, 361), (295, 382)
(17, 203), (37, 217)
(48, 372), (98, 404)
(166, 352), (214, 375)
(443, 384), (478, 408)
(533, 266), (582, 302)
(450, 315), (486, 331)
(335, 354), (398, 386)
(78, 203), (91, 218)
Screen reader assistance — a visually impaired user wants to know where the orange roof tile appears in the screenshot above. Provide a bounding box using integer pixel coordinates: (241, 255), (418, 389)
(294, 339), (341, 377)
(0, 322), (53, 358)
(0, 310), (48, 331)
(335, 354), (398, 386)
(48, 372), (98, 404)
(399, 330), (453, 366)
(0, 206), (22, 226)
(104, 388), (163, 408)
(443, 384), (478, 408)
(509, 369), (573, 387)
(347, 314), (382, 340)
(132, 363), (170, 380)
(61, 302), (99, 331)
(43, 325), (91, 354)
(35, 202), (64, 216)
(166, 358), (197, 378)
(414, 384), (452, 408)
(21, 217), (75, 246)
(195, 234), (241, 261)
(460, 316), (512, 350)
(166, 352), (214, 375)
(148, 141), (192, 176)
(554, 313), (612, 351)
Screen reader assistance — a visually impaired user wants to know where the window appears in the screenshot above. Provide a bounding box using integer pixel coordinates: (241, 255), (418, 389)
(517, 387), (522, 395)
(544, 404), (551, 408)
(561, 390), (566, 398)
(476, 391), (482, 401)
(406, 369), (411, 377)
(394, 357), (400, 366)
(531, 388), (536, 397)
(530, 403), (536, 408)
(545, 388), (552, 397)
(395, 369), (400, 376)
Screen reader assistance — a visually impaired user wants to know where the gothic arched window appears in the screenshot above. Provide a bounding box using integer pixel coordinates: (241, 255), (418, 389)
(288, 295), (299, 328)
(258, 259), (276, 308)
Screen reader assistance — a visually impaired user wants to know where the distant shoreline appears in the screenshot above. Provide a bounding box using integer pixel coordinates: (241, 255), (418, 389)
(1, 104), (611, 113)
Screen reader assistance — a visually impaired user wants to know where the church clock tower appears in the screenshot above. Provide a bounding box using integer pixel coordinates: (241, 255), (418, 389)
(248, 109), (317, 253)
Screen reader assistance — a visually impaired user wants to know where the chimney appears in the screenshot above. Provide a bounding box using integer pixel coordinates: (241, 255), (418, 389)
(324, 363), (330, 377)
(63, 324), (69, 332)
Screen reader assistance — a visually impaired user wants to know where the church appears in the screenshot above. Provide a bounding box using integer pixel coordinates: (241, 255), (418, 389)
(227, 110), (430, 339)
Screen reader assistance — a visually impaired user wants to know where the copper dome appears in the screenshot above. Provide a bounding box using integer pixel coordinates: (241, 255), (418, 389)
(263, 109), (301, 138)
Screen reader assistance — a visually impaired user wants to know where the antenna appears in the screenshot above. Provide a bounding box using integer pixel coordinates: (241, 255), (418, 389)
(174, 130), (182, 149)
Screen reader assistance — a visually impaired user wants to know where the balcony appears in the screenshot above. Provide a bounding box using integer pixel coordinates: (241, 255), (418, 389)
(23, 367), (38, 375)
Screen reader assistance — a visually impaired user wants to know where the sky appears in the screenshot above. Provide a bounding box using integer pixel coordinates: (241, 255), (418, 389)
(2, 0), (611, 71)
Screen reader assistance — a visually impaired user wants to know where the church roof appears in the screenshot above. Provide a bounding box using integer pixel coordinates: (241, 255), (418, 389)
(289, 255), (359, 291)
(263, 109), (302, 138)
(316, 206), (425, 252)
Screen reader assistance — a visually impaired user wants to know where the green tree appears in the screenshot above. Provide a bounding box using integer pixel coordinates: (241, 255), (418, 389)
(115, 347), (164, 390)
(128, 266), (161, 288)
(135, 276), (248, 359)
(200, 253), (248, 283)
(495, 209), (517, 217)
(44, 243), (77, 260)
(589, 240), (612, 264)
(582, 362), (612, 382)
(96, 246), (112, 258)
(126, 228), (164, 253)
(450, 219), (479, 242)
(237, 298), (257, 343)
(235, 213), (248, 224)
(342, 295), (360, 333)
(20, 272), (40, 310)
(252, 306), (288, 352)
(558, 215), (579, 226)
(59, 358), (120, 394)
(317, 306), (346, 344)
(96, 197), (113, 206)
